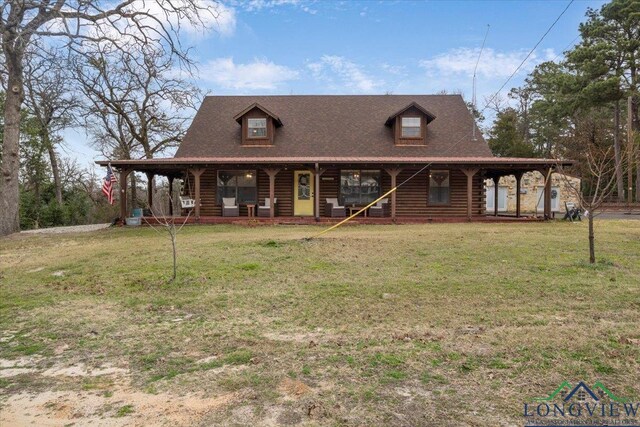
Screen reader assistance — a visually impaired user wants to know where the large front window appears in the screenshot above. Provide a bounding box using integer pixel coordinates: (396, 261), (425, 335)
(217, 170), (257, 204)
(340, 170), (381, 206)
(248, 118), (267, 138)
(429, 170), (450, 205)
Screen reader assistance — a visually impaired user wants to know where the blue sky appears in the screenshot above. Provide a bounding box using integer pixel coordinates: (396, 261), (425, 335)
(70, 0), (607, 167)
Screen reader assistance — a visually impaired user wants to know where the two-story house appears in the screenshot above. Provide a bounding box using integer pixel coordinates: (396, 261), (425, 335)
(97, 95), (572, 222)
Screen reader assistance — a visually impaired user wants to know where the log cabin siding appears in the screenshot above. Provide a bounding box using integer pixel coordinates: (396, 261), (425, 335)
(257, 169), (294, 216)
(319, 168), (340, 217)
(388, 168), (484, 217)
(187, 166), (485, 218)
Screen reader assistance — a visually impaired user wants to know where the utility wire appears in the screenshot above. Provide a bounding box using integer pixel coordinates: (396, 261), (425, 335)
(473, 24), (491, 140)
(482, 0), (574, 115)
(309, 0), (575, 239)
(472, 24), (491, 110)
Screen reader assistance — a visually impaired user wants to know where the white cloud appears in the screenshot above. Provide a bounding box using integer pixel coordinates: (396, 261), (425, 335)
(211, 3), (237, 37)
(200, 57), (299, 90)
(137, 0), (236, 38)
(381, 63), (406, 76)
(47, 0), (236, 50)
(419, 47), (557, 79)
(238, 0), (317, 14)
(306, 55), (381, 93)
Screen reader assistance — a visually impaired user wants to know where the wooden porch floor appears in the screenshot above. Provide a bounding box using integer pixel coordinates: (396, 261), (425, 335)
(138, 215), (544, 226)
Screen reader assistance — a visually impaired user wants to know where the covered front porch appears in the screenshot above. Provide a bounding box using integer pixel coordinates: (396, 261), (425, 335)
(97, 157), (572, 224)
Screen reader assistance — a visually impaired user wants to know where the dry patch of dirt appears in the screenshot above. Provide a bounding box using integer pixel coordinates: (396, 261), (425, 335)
(1, 387), (239, 427)
(0, 360), (238, 426)
(277, 378), (312, 400)
(41, 363), (128, 378)
(0, 356), (42, 378)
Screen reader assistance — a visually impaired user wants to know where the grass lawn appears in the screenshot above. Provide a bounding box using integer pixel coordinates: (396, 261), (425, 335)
(1, 220), (639, 426)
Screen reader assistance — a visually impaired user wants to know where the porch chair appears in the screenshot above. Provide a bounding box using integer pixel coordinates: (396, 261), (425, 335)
(222, 197), (239, 217)
(563, 202), (582, 222)
(257, 198), (278, 217)
(325, 198), (346, 217)
(368, 198), (390, 217)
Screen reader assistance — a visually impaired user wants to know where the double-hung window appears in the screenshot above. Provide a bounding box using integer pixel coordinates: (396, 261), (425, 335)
(401, 117), (421, 138)
(247, 118), (267, 138)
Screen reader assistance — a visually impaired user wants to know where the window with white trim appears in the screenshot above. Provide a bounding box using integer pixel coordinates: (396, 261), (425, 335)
(247, 118), (267, 138)
(401, 117), (421, 138)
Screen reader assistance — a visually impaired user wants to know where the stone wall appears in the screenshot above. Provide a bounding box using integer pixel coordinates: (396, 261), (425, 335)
(484, 171), (581, 215)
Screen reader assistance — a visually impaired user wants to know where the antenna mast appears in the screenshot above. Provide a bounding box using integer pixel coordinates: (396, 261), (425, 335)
(472, 24), (490, 140)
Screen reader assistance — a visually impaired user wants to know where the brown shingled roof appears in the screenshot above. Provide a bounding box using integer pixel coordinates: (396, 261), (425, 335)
(175, 95), (491, 159)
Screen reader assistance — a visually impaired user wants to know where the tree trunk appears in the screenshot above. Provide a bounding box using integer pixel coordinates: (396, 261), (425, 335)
(636, 150), (640, 203)
(44, 132), (63, 205)
(170, 226), (177, 281)
(0, 45), (25, 236)
(628, 96), (635, 203)
(130, 173), (137, 211)
(588, 212), (595, 264)
(34, 177), (41, 229)
(614, 101), (624, 202)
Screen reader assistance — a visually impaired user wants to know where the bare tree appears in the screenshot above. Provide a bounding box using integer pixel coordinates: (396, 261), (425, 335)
(483, 93), (508, 115)
(0, 0), (218, 236)
(557, 113), (623, 264)
(75, 45), (201, 158)
(23, 46), (78, 205)
(73, 45), (201, 208)
(144, 193), (191, 281)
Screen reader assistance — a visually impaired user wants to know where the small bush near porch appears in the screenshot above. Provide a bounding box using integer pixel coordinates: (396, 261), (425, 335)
(1, 221), (639, 425)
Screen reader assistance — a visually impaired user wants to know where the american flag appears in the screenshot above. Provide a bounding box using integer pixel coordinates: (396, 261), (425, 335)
(102, 164), (118, 205)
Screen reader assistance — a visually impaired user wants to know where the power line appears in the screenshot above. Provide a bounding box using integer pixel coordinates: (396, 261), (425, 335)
(472, 24), (491, 140)
(398, 0), (575, 187)
(310, 0), (576, 239)
(481, 0), (575, 115)
(551, 34), (581, 63)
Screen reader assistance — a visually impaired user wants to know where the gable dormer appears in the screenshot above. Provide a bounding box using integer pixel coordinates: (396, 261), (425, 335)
(385, 102), (436, 146)
(234, 103), (283, 146)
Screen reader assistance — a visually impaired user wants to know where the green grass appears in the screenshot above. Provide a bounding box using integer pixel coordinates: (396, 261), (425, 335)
(1, 220), (639, 426)
(115, 404), (134, 417)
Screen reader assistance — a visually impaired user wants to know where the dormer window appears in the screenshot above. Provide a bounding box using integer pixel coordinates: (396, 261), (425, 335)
(234, 102), (283, 146)
(248, 118), (267, 138)
(401, 117), (421, 138)
(385, 102), (436, 146)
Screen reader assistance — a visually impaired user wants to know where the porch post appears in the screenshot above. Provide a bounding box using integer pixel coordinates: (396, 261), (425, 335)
(119, 169), (132, 222)
(190, 168), (205, 221)
(314, 164), (326, 221)
(146, 172), (154, 210)
(385, 168), (403, 220)
(514, 172), (523, 218)
(462, 168), (480, 221)
(168, 176), (174, 216)
(544, 168), (552, 220)
(263, 168), (280, 218)
(492, 176), (499, 216)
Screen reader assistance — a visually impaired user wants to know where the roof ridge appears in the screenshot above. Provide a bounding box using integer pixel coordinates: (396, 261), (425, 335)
(203, 94), (462, 98)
